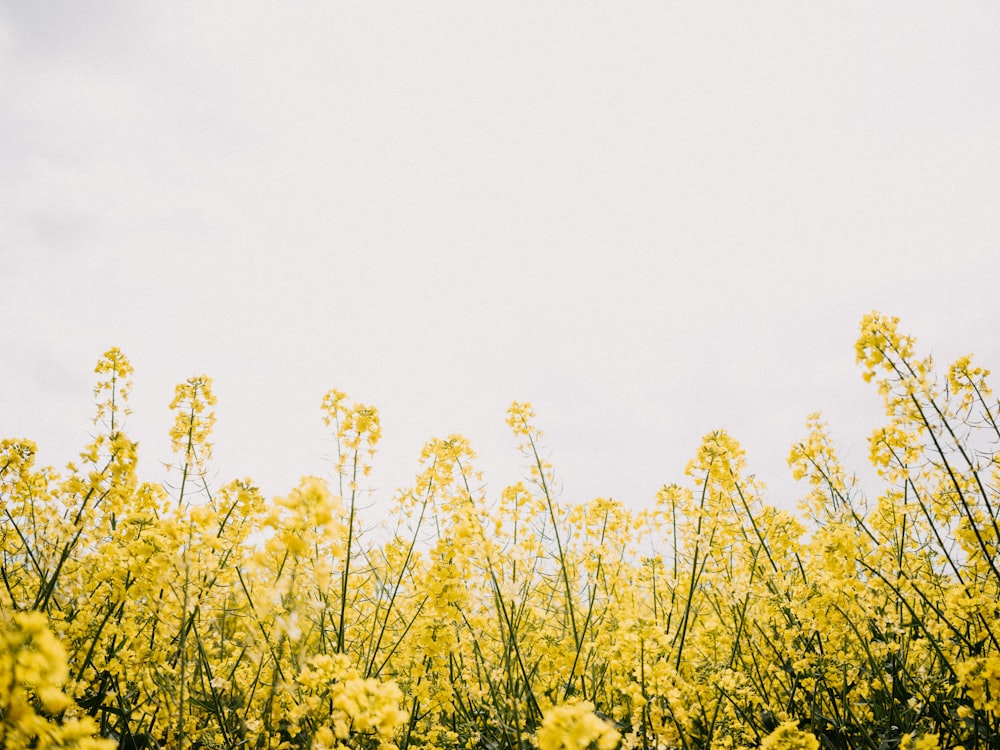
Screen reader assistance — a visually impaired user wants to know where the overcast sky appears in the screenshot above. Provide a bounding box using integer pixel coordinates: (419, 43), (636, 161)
(2, 3), (999, 514)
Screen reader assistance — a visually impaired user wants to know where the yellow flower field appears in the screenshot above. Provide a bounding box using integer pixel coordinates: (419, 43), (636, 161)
(2, 312), (998, 750)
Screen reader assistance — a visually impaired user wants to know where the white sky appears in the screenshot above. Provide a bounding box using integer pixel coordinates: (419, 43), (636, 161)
(2, 3), (999, 514)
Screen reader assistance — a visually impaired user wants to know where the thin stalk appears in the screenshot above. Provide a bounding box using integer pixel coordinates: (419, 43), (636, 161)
(337, 447), (360, 653)
(519, 419), (579, 649)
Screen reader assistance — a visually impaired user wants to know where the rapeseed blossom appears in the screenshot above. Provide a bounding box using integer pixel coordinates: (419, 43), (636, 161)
(168, 374), (217, 473)
(3, 311), (1000, 749)
(759, 720), (819, 750)
(536, 701), (621, 750)
(0, 612), (114, 750)
(956, 656), (1000, 719)
(899, 733), (939, 750)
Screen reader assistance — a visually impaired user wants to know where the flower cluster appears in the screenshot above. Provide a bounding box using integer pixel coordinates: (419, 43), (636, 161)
(0, 611), (114, 750)
(3, 313), (1000, 749)
(536, 701), (620, 750)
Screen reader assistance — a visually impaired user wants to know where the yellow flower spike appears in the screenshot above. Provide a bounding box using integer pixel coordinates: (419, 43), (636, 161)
(168, 374), (217, 472)
(787, 413), (857, 522)
(686, 429), (746, 478)
(856, 311), (916, 379)
(0, 439), (39, 500)
(92, 347), (134, 428)
(322, 389), (382, 469)
(321, 388), (350, 424)
(948, 353), (991, 403)
(506, 400), (538, 437)
(266, 476), (347, 560)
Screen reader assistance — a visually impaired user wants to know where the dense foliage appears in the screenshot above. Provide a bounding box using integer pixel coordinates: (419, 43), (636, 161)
(2, 312), (999, 750)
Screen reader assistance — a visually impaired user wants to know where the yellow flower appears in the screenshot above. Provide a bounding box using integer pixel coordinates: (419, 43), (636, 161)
(900, 733), (939, 750)
(759, 720), (820, 750)
(168, 374), (217, 471)
(1, 612), (114, 750)
(322, 389), (383, 479)
(956, 655), (1000, 718)
(536, 701), (620, 750)
(92, 347), (134, 428)
(505, 401), (538, 437)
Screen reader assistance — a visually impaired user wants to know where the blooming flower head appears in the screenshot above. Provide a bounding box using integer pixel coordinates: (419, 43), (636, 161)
(322, 389), (382, 479)
(760, 720), (820, 750)
(899, 733), (939, 750)
(264, 476), (346, 557)
(956, 655), (1000, 719)
(536, 701), (620, 750)
(1, 612), (114, 750)
(169, 374), (217, 473)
